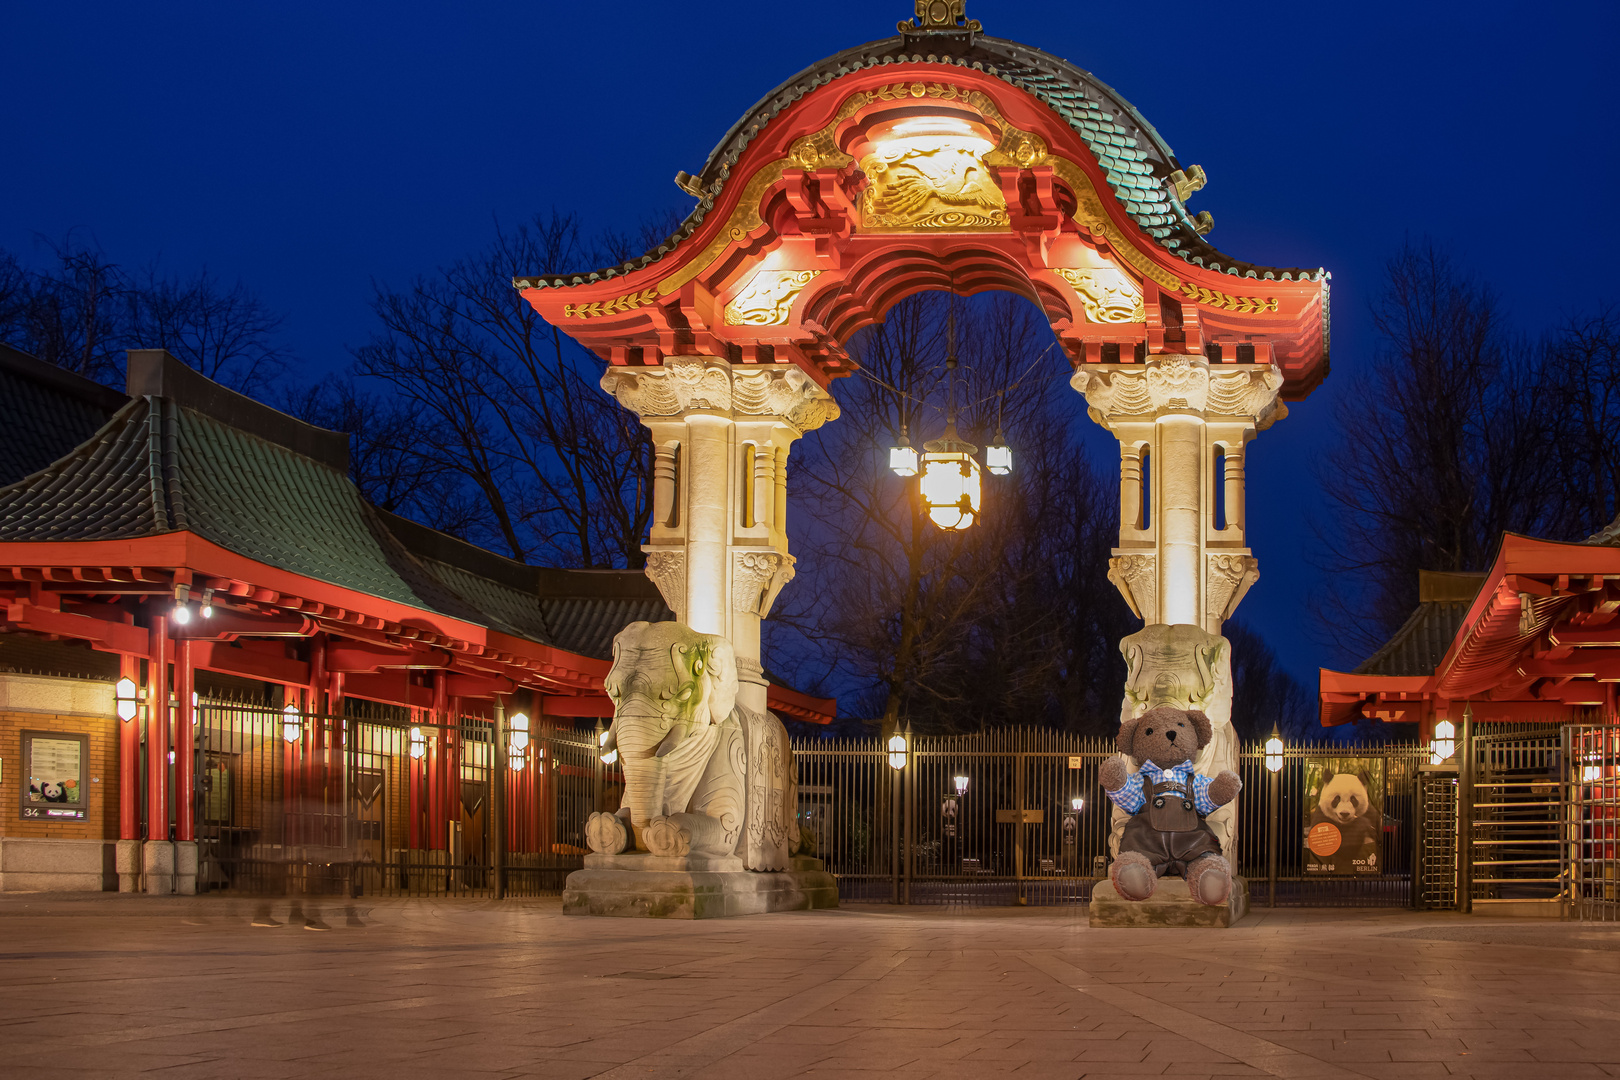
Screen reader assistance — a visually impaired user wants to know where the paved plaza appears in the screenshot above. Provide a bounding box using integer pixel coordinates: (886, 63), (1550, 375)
(2, 895), (1617, 1079)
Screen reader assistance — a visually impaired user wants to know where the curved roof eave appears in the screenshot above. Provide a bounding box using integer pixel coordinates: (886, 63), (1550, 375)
(521, 33), (1325, 292)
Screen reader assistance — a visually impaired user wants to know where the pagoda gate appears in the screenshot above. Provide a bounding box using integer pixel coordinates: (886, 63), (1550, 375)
(521, 4), (1328, 917)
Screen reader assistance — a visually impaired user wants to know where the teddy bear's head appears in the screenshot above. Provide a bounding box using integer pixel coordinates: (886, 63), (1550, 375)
(1116, 704), (1213, 768)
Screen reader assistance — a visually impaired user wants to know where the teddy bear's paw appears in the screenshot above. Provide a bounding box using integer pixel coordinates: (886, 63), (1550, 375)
(1186, 854), (1231, 906)
(1111, 851), (1157, 901)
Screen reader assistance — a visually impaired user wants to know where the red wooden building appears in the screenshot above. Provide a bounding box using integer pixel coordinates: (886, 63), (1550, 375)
(0, 346), (831, 893)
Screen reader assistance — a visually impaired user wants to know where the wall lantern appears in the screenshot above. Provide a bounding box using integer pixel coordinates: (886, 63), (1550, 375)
(919, 427), (982, 531)
(408, 726), (426, 760)
(509, 712), (530, 752)
(889, 433), (919, 477)
(1071, 795), (1084, 812)
(281, 703), (302, 744)
(887, 733), (908, 770)
(1429, 720), (1456, 766)
(1264, 735), (1284, 773)
(953, 773), (969, 797)
(116, 677), (138, 722)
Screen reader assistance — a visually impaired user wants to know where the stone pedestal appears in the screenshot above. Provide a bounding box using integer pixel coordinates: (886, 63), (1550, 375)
(115, 839), (142, 893)
(1089, 876), (1249, 928)
(141, 840), (174, 895)
(563, 853), (838, 919)
(173, 841), (198, 896)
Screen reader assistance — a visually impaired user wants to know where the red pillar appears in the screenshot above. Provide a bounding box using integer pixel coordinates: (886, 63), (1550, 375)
(146, 618), (170, 841)
(538, 726), (554, 858)
(119, 654), (141, 841)
(174, 639), (195, 843)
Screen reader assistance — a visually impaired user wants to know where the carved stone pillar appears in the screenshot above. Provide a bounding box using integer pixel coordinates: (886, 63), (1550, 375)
(600, 357), (839, 712)
(1073, 355), (1282, 637)
(1074, 355), (1285, 859)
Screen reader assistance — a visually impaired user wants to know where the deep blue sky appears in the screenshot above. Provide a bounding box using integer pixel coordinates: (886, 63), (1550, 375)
(4, 1), (1616, 686)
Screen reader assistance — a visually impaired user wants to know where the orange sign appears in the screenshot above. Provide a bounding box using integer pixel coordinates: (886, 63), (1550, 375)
(1307, 821), (1342, 857)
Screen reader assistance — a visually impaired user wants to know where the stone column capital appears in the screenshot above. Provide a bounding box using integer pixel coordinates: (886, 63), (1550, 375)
(600, 356), (839, 434)
(1070, 355), (1285, 432)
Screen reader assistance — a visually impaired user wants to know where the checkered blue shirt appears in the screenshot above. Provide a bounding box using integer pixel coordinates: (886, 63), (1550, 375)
(1105, 760), (1219, 816)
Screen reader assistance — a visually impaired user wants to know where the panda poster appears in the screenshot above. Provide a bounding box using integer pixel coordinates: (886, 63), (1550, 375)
(21, 730), (89, 821)
(1303, 757), (1383, 875)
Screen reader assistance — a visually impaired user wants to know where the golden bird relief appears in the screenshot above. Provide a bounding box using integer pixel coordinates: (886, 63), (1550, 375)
(860, 141), (1009, 231)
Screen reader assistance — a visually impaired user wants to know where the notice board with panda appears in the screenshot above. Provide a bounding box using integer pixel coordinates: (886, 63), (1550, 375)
(1303, 757), (1384, 875)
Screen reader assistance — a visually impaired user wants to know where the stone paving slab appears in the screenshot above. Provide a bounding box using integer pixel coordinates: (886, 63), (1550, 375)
(0, 894), (1618, 1077)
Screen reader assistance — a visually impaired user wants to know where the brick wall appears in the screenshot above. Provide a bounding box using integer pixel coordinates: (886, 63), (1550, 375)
(0, 675), (119, 841)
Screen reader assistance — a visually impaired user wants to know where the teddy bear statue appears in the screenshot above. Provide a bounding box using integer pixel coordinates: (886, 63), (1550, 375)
(1099, 704), (1242, 906)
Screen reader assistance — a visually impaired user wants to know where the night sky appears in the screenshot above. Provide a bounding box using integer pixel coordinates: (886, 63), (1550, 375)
(4, 1), (1616, 688)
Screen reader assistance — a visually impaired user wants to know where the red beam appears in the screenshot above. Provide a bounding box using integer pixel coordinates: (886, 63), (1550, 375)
(4, 602), (149, 656)
(192, 640), (310, 686)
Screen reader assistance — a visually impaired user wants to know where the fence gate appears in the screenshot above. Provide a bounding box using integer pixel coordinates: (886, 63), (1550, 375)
(1466, 726), (1564, 912)
(1415, 772), (1458, 909)
(1566, 723), (1620, 921)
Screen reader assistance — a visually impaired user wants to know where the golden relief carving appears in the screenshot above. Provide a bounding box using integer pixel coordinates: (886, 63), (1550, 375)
(1178, 281), (1279, 315)
(787, 82), (1037, 172)
(859, 140), (1008, 230)
(723, 269), (823, 326)
(562, 287), (658, 320)
(1055, 268), (1145, 324)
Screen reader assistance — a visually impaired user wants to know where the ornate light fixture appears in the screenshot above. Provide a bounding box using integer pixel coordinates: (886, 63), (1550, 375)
(919, 425), (981, 531)
(408, 726), (426, 760)
(1070, 795), (1084, 812)
(509, 712), (530, 771)
(889, 430), (919, 477)
(887, 733), (908, 770)
(953, 773), (969, 797)
(115, 677), (139, 722)
(1264, 734), (1284, 773)
(1429, 719), (1456, 766)
(281, 703), (302, 744)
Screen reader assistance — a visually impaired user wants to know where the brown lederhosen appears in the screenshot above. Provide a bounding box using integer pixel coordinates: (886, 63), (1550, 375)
(1120, 776), (1221, 878)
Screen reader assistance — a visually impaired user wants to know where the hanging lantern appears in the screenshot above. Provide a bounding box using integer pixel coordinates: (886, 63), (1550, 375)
(919, 427), (981, 531)
(985, 437), (1012, 476)
(889, 433), (919, 477)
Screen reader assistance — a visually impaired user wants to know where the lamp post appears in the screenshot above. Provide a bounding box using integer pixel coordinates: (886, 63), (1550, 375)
(1265, 733), (1283, 908)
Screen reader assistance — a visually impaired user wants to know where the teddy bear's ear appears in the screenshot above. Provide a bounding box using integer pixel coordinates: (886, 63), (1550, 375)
(1115, 716), (1140, 756)
(1185, 710), (1213, 747)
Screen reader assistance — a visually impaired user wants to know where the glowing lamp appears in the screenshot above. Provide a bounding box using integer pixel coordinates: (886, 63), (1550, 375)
(887, 733), (908, 771)
(115, 678), (138, 722)
(953, 774), (969, 797)
(1583, 764), (1603, 783)
(281, 704), (302, 744)
(172, 603), (191, 626)
(1264, 735), (1284, 773)
(889, 435), (919, 477)
(509, 711), (530, 752)
(601, 748), (619, 765)
(920, 429), (981, 531)
(1071, 796), (1084, 812)
(985, 439), (1012, 476)
(509, 748), (526, 772)
(1429, 720), (1456, 766)
(200, 588), (214, 619)
(408, 726), (426, 760)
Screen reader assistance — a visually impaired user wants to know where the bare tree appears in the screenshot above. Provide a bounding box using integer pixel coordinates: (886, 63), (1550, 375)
(352, 210), (657, 568)
(126, 265), (290, 395)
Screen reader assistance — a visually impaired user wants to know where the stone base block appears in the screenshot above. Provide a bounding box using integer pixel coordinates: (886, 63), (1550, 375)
(1090, 876), (1249, 928)
(142, 840), (174, 896)
(0, 838), (117, 892)
(564, 854), (838, 919)
(115, 839), (143, 893)
(173, 841), (198, 896)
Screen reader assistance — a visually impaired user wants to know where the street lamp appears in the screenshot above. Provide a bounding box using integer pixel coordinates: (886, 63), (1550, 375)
(1264, 734), (1284, 773)
(889, 432), (919, 477)
(887, 733), (908, 770)
(953, 773), (969, 797)
(116, 677), (138, 722)
(1429, 720), (1456, 766)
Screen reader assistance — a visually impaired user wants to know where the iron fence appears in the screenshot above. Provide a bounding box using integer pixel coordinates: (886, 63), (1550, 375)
(793, 728), (1433, 909)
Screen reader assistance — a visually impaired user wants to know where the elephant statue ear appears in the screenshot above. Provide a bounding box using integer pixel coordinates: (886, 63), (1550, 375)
(706, 638), (739, 721)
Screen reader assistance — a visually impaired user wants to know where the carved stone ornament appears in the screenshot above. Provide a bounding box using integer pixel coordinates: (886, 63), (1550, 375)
(732, 550), (797, 618)
(642, 548), (685, 618)
(600, 356), (732, 417)
(602, 358), (839, 433)
(1206, 553), (1260, 629)
(723, 269), (822, 326)
(1055, 268), (1145, 324)
(587, 621), (799, 871)
(731, 366), (840, 433)
(1107, 553), (1156, 623)
(1072, 357), (1285, 428)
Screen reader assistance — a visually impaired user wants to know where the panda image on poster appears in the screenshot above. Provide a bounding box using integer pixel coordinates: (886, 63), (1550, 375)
(1303, 758), (1383, 875)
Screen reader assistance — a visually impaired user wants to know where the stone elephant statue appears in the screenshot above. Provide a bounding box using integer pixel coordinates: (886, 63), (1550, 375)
(584, 621), (800, 871)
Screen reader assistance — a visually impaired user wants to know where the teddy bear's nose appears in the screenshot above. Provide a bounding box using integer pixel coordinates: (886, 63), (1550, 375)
(1166, 729), (1178, 742)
